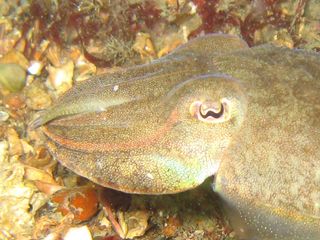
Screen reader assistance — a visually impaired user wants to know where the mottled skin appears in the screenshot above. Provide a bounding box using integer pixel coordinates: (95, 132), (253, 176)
(30, 34), (320, 240)
(212, 44), (320, 240)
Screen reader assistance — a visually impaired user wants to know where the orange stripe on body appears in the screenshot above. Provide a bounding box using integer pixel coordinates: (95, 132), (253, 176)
(43, 109), (179, 153)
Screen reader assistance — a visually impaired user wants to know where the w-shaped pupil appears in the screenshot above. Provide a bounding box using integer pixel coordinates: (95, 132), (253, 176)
(199, 104), (224, 119)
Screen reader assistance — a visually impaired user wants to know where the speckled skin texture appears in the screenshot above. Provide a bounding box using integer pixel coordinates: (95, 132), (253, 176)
(31, 34), (320, 239)
(212, 44), (320, 239)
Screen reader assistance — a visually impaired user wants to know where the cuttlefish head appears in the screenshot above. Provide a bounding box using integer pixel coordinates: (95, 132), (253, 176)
(30, 73), (248, 194)
(142, 73), (248, 193)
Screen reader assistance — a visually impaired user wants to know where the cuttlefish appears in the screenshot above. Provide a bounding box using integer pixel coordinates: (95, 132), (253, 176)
(30, 34), (320, 240)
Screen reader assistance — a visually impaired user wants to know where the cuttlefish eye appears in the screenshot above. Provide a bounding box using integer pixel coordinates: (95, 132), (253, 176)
(189, 98), (231, 123)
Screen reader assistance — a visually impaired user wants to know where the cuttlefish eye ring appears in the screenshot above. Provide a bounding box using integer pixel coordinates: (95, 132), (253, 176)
(189, 99), (231, 123)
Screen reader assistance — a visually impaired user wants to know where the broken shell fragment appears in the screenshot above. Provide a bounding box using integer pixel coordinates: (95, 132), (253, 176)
(123, 210), (149, 239)
(0, 140), (47, 238)
(32, 39), (50, 61)
(6, 127), (23, 156)
(24, 165), (57, 185)
(133, 32), (156, 60)
(34, 181), (64, 195)
(46, 60), (74, 94)
(74, 54), (96, 82)
(46, 44), (63, 67)
(28, 60), (44, 76)
(0, 107), (9, 122)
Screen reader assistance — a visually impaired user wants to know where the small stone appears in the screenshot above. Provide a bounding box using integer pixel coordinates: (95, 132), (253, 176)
(0, 108), (9, 122)
(6, 128), (23, 156)
(0, 140), (8, 163)
(25, 146), (54, 169)
(113, 85), (119, 92)
(117, 210), (149, 239)
(0, 19), (22, 57)
(63, 226), (92, 240)
(0, 140), (47, 238)
(28, 60), (44, 75)
(20, 139), (34, 155)
(3, 93), (25, 110)
(0, 63), (26, 92)
(25, 82), (52, 110)
(254, 25), (294, 48)
(51, 187), (99, 222)
(163, 215), (182, 237)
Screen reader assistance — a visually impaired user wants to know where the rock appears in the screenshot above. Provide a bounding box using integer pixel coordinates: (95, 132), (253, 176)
(0, 63), (26, 92)
(25, 82), (52, 110)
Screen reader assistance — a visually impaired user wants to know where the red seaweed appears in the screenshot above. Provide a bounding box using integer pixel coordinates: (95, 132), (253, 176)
(128, 1), (162, 31)
(192, 0), (303, 46)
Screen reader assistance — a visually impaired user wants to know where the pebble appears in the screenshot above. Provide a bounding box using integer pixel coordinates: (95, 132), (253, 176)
(163, 215), (182, 237)
(25, 82), (52, 110)
(63, 226), (92, 240)
(51, 186), (99, 222)
(28, 60), (44, 75)
(0, 108), (9, 122)
(123, 210), (149, 239)
(0, 63), (26, 92)
(6, 127), (23, 156)
(3, 93), (25, 109)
